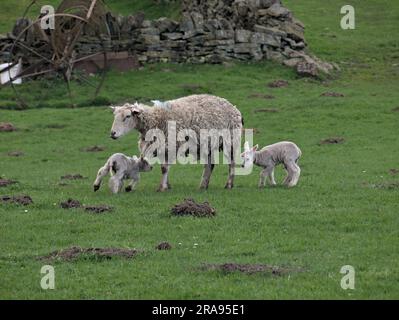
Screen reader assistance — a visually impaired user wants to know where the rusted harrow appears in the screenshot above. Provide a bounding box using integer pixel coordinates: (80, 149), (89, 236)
(5, 0), (111, 108)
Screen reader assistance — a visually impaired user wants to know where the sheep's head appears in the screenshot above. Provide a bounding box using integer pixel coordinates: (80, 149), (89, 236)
(110, 103), (144, 139)
(240, 141), (258, 169)
(138, 155), (153, 172)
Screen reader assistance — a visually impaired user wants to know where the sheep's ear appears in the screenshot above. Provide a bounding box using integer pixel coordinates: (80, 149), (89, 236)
(244, 141), (250, 151)
(252, 145), (259, 151)
(110, 106), (116, 112)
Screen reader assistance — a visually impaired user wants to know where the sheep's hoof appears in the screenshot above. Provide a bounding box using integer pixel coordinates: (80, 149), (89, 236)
(125, 186), (133, 192)
(224, 184), (233, 189)
(167, 183), (172, 190)
(157, 186), (168, 192)
(93, 185), (100, 192)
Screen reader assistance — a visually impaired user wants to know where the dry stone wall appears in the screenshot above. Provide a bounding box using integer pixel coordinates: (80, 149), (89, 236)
(1, 0), (334, 77)
(104, 0), (334, 76)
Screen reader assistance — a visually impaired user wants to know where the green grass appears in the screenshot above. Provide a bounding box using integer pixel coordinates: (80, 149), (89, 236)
(1, 0), (399, 299)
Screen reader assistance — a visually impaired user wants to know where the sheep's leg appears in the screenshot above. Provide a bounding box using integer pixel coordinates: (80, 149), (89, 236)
(287, 163), (301, 187)
(267, 167), (277, 186)
(93, 164), (109, 192)
(259, 169), (268, 188)
(167, 176), (172, 189)
(157, 164), (170, 192)
(283, 163), (291, 186)
(200, 163), (215, 190)
(125, 177), (139, 192)
(109, 174), (124, 194)
(225, 162), (235, 189)
(284, 161), (300, 188)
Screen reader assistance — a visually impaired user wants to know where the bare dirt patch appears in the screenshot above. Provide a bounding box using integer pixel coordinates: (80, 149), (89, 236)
(84, 205), (113, 214)
(253, 108), (279, 113)
(60, 199), (82, 209)
(0, 179), (17, 187)
(389, 169), (399, 176)
(81, 145), (106, 152)
(60, 199), (113, 213)
(267, 80), (288, 88)
(0, 123), (16, 132)
(40, 246), (139, 262)
(202, 263), (301, 276)
(156, 242), (172, 250)
(7, 151), (24, 157)
(1, 195), (33, 206)
(392, 107), (399, 112)
(171, 198), (216, 217)
(61, 174), (86, 180)
(321, 92), (345, 97)
(248, 93), (275, 99)
(319, 137), (345, 145)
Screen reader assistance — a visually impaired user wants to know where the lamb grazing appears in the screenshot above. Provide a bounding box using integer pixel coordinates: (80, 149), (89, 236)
(109, 94), (243, 192)
(93, 153), (152, 194)
(241, 141), (302, 188)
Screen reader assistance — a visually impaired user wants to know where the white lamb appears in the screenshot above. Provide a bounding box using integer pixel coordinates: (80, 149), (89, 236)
(93, 153), (152, 193)
(241, 141), (302, 188)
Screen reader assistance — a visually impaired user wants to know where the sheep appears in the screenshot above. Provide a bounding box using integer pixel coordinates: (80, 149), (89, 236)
(93, 153), (152, 194)
(109, 94), (243, 192)
(241, 141), (302, 188)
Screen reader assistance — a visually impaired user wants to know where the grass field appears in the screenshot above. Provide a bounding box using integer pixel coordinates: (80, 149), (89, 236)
(0, 1), (399, 299)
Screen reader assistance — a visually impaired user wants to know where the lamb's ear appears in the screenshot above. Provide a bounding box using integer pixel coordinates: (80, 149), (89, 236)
(110, 106), (116, 113)
(252, 145), (259, 151)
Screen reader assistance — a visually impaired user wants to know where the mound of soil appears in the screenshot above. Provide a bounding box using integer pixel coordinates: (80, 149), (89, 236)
(248, 93), (275, 99)
(84, 205), (113, 214)
(389, 169), (399, 176)
(40, 246), (139, 262)
(171, 198), (216, 217)
(319, 137), (345, 145)
(59, 198), (112, 213)
(81, 145), (106, 152)
(0, 123), (16, 132)
(61, 174), (86, 180)
(321, 92), (345, 97)
(202, 263), (300, 276)
(60, 199), (82, 209)
(268, 80), (288, 88)
(0, 179), (17, 187)
(1, 195), (33, 206)
(253, 108), (279, 113)
(156, 242), (172, 250)
(392, 107), (399, 112)
(7, 151), (24, 157)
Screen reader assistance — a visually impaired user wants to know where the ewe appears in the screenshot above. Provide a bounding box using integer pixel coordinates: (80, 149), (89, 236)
(241, 141), (302, 188)
(93, 153), (152, 194)
(109, 94), (243, 191)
